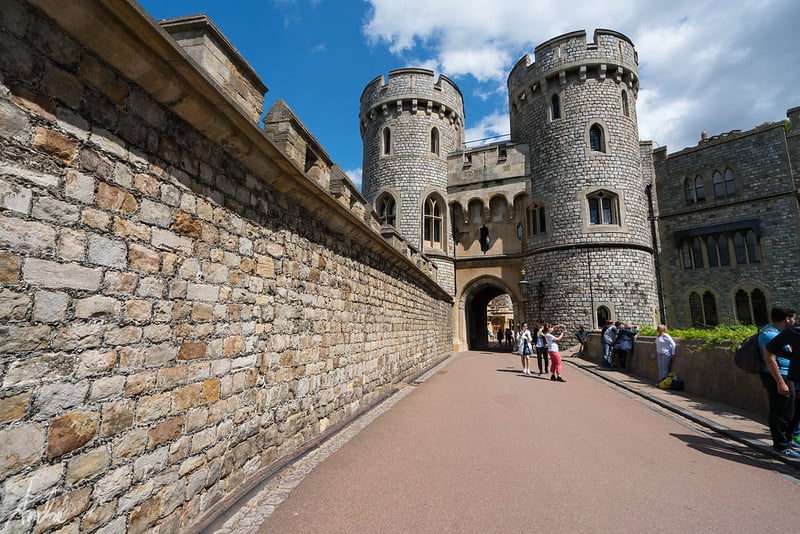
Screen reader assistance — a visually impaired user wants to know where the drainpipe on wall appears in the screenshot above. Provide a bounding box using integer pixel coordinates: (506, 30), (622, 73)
(645, 184), (666, 323)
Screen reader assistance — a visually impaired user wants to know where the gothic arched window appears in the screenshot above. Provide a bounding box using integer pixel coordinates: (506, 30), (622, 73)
(588, 190), (618, 225)
(377, 194), (396, 227)
(589, 124), (605, 152)
(423, 195), (443, 249)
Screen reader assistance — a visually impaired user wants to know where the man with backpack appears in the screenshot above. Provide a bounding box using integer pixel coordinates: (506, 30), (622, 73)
(759, 306), (800, 459)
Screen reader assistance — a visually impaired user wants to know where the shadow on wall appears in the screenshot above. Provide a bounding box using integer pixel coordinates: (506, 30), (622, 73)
(584, 334), (767, 416)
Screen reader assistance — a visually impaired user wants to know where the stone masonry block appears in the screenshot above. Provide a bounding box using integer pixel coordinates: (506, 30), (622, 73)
(0, 215), (57, 255)
(0, 252), (21, 282)
(33, 486), (91, 534)
(46, 411), (99, 459)
(0, 423), (45, 478)
(0, 391), (30, 424)
(33, 126), (78, 165)
(23, 258), (102, 290)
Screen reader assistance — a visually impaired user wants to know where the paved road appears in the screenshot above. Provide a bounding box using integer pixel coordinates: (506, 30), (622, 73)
(212, 350), (800, 533)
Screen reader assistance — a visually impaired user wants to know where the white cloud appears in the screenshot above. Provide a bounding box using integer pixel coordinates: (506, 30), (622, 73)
(464, 111), (510, 147)
(345, 168), (362, 191)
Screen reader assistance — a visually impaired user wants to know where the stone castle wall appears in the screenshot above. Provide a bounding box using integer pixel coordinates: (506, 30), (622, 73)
(0, 2), (452, 532)
(507, 29), (657, 330)
(652, 124), (800, 326)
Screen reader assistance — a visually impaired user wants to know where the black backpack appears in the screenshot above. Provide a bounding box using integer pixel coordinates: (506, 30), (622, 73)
(733, 328), (765, 374)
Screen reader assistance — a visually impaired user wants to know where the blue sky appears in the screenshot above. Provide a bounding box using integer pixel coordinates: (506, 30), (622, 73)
(138, 1), (799, 190)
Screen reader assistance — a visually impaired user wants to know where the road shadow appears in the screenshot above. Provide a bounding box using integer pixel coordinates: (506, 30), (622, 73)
(670, 432), (799, 476)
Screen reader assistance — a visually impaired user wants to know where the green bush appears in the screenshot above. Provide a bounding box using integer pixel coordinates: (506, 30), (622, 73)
(638, 324), (758, 351)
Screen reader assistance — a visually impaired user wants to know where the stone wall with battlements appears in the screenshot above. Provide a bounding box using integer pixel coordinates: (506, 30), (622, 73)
(0, 2), (452, 532)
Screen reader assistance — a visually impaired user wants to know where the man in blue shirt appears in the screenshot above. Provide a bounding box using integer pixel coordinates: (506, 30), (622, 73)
(760, 306), (800, 458)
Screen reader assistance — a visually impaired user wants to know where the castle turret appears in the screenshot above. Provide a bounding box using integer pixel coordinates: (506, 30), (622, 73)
(360, 69), (465, 294)
(508, 30), (658, 328)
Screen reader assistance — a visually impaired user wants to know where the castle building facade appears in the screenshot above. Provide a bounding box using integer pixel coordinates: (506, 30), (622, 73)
(360, 30), (800, 350)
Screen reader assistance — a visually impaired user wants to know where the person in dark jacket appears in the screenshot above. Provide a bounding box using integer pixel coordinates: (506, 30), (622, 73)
(612, 323), (638, 371)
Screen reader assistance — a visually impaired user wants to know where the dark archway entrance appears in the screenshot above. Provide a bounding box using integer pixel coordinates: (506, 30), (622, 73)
(465, 281), (513, 350)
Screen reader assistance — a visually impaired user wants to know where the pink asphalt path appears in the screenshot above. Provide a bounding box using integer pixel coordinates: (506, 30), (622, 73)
(256, 350), (800, 533)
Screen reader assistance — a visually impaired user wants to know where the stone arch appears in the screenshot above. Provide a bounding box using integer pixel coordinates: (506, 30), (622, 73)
(459, 275), (524, 350)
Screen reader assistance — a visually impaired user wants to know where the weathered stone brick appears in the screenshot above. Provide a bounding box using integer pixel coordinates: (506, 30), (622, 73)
(114, 216), (150, 242)
(96, 181), (138, 213)
(148, 415), (183, 449)
(23, 258), (102, 291)
(64, 169), (95, 203)
(0, 215), (57, 255)
(0, 464), (61, 520)
(0, 95), (32, 142)
(0, 324), (50, 354)
(102, 271), (139, 295)
(90, 375), (126, 401)
(0, 251), (21, 282)
(80, 206), (112, 230)
(79, 147), (113, 179)
(186, 283), (219, 302)
(81, 500), (117, 533)
(172, 210), (201, 239)
(32, 487), (90, 533)
(9, 84), (55, 121)
(124, 370), (156, 397)
(0, 288), (30, 320)
(46, 411), (99, 459)
(125, 299), (152, 322)
(92, 464), (132, 504)
(58, 228), (86, 261)
(113, 429), (148, 465)
(76, 348), (116, 377)
(133, 173), (160, 197)
(66, 446), (110, 485)
(0, 423), (45, 478)
(202, 378), (221, 404)
(103, 325), (142, 345)
(32, 126), (78, 165)
(128, 494), (162, 534)
(152, 228), (192, 254)
(32, 290), (69, 323)
(223, 336), (246, 356)
(178, 342), (206, 361)
(0, 391), (30, 424)
(79, 52), (128, 105)
(135, 392), (171, 424)
(74, 295), (120, 319)
(100, 399), (134, 437)
(191, 302), (213, 321)
(42, 63), (84, 110)
(0, 176), (32, 214)
(128, 243), (159, 273)
(156, 366), (188, 390)
(87, 234), (127, 268)
(52, 322), (103, 350)
(172, 383), (202, 412)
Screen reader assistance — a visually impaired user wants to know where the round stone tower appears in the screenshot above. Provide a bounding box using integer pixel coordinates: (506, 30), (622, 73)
(360, 68), (464, 295)
(507, 29), (658, 328)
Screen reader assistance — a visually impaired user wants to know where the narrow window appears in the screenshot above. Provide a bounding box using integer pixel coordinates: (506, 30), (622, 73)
(527, 203), (546, 235)
(718, 235), (730, 266)
(689, 292), (703, 325)
(692, 238), (703, 268)
(706, 236), (718, 267)
(377, 195), (396, 227)
(430, 128), (440, 155)
(724, 168), (735, 196)
(733, 232), (747, 265)
(423, 196), (443, 248)
(682, 242), (693, 269)
(382, 128), (391, 156)
(551, 93), (561, 120)
(703, 291), (718, 326)
(684, 179), (694, 203)
(746, 231), (760, 263)
(752, 289), (768, 325)
(694, 175), (705, 202)
(735, 289), (752, 324)
(712, 171), (724, 198)
(621, 90), (629, 117)
(589, 124), (604, 152)
(597, 306), (610, 327)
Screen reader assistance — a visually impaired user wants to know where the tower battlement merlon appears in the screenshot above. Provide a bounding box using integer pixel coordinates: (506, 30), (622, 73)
(508, 29), (638, 100)
(359, 68), (464, 120)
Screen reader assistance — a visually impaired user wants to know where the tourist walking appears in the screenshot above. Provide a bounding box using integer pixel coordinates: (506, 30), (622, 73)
(761, 306), (800, 458)
(533, 320), (548, 375)
(544, 323), (567, 382)
(655, 324), (677, 381)
(518, 322), (533, 375)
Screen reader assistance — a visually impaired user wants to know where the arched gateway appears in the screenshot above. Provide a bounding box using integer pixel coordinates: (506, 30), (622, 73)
(457, 275), (525, 350)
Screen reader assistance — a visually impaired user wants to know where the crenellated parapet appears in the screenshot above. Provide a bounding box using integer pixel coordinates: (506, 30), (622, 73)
(508, 29), (639, 111)
(360, 68), (464, 133)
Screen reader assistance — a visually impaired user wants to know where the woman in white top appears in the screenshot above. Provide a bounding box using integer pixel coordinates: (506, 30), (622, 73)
(655, 324), (677, 381)
(518, 322), (533, 375)
(544, 322), (567, 382)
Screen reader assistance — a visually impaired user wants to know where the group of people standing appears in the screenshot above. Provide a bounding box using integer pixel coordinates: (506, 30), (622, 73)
(601, 319), (677, 382)
(515, 320), (567, 382)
